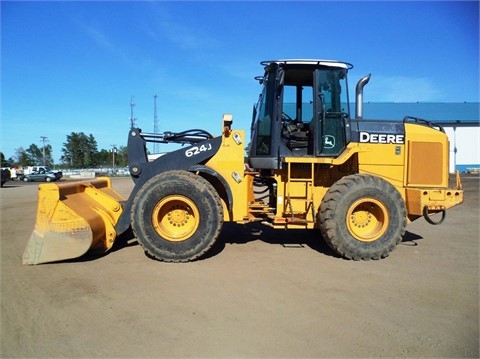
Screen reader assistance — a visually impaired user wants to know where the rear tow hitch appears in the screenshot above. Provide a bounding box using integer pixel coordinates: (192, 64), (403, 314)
(423, 206), (446, 225)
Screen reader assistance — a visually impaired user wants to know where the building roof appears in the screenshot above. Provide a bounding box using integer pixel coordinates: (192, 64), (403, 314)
(361, 102), (480, 127)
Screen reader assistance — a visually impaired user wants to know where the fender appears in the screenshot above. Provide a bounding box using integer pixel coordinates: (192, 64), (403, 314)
(188, 164), (233, 213)
(127, 129), (223, 183)
(116, 134), (223, 235)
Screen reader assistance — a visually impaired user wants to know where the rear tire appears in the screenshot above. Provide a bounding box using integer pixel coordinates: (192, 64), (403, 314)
(131, 170), (224, 262)
(319, 174), (406, 260)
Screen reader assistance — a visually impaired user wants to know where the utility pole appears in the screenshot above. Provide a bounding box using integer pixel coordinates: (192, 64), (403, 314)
(129, 97), (137, 129)
(110, 145), (117, 171)
(153, 94), (158, 153)
(40, 136), (48, 165)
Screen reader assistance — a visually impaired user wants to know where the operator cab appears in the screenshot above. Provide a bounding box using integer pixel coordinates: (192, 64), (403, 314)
(249, 59), (352, 169)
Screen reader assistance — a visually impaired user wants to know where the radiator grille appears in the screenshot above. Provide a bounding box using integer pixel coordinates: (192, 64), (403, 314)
(407, 141), (443, 186)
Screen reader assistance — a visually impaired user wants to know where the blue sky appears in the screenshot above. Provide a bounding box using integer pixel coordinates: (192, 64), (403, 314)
(1, 1), (479, 164)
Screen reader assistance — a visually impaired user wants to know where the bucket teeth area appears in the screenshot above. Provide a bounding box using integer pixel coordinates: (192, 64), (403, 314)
(23, 226), (93, 265)
(23, 177), (125, 265)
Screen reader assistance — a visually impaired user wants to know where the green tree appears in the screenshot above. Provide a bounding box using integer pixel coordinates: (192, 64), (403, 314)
(117, 146), (128, 167)
(15, 147), (31, 166)
(61, 132), (99, 168)
(13, 144), (53, 166)
(86, 134), (99, 167)
(25, 144), (43, 164)
(96, 149), (112, 167)
(1, 152), (11, 167)
(95, 146), (127, 168)
(39, 144), (54, 166)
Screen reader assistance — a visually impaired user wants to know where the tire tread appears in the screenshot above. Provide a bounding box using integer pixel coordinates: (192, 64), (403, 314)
(319, 174), (407, 260)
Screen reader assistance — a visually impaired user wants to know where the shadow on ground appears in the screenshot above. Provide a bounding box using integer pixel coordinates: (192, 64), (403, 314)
(205, 222), (425, 261)
(59, 223), (425, 264)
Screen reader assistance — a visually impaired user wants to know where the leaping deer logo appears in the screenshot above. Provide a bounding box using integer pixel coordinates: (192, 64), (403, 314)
(324, 135), (335, 149)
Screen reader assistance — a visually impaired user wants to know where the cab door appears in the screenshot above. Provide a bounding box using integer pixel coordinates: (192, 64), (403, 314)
(314, 68), (350, 156)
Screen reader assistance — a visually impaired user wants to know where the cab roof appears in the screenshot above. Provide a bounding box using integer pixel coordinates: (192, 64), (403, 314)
(261, 59), (353, 69)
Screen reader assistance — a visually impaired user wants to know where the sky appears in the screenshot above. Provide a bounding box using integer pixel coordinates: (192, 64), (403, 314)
(1, 1), (479, 164)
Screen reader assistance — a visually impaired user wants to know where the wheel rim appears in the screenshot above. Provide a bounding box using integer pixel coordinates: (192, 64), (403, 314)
(151, 195), (200, 242)
(346, 197), (389, 242)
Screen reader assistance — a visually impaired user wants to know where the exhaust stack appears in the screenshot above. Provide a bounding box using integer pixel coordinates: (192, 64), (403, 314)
(355, 74), (371, 119)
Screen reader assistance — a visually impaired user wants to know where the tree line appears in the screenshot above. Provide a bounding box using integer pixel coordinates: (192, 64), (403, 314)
(1, 132), (129, 169)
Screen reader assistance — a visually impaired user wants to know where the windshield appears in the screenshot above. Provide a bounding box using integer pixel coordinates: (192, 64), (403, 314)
(250, 70), (276, 155)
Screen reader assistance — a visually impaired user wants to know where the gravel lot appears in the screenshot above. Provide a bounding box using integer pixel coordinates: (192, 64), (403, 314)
(1, 174), (478, 358)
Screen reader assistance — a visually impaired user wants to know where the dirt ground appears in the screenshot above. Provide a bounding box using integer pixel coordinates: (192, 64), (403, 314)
(1, 174), (478, 358)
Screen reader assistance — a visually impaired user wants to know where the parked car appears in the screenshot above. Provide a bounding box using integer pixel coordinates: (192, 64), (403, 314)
(22, 170), (58, 182)
(1, 168), (11, 187)
(20, 166), (62, 180)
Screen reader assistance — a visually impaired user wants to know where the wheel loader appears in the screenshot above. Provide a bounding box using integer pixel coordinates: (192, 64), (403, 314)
(23, 59), (464, 265)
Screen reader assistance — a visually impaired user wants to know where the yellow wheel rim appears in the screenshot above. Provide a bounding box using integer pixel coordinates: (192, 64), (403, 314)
(346, 197), (389, 242)
(151, 195), (200, 242)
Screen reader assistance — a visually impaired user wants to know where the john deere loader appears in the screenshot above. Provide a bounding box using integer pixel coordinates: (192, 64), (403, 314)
(23, 59), (464, 265)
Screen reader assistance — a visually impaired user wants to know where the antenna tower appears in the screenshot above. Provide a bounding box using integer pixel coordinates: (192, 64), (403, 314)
(153, 94), (159, 153)
(129, 96), (137, 129)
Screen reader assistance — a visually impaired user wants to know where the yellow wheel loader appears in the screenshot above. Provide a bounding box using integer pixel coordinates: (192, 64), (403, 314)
(23, 59), (464, 265)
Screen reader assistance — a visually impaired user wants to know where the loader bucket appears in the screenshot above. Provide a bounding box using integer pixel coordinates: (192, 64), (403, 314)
(23, 177), (125, 265)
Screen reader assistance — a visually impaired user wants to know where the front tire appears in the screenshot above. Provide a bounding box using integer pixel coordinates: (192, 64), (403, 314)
(131, 170), (224, 262)
(319, 174), (407, 260)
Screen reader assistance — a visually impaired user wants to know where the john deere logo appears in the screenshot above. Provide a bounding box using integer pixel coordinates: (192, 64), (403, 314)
(324, 135), (335, 149)
(360, 132), (404, 144)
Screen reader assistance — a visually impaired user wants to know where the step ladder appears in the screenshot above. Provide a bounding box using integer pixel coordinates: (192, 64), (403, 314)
(282, 162), (316, 225)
